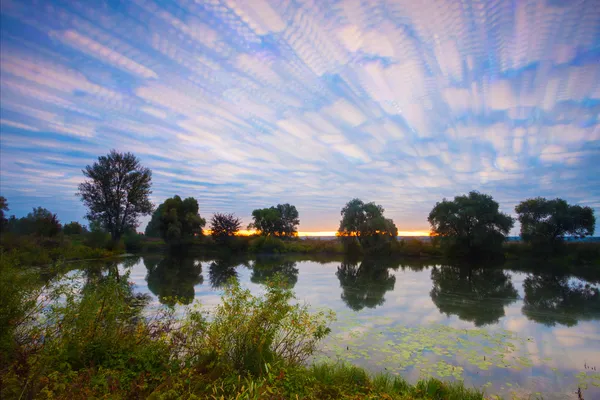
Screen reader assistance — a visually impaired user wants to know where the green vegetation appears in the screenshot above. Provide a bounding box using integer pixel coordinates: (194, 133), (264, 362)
(248, 203), (300, 237)
(151, 195), (206, 246)
(210, 212), (242, 243)
(63, 221), (86, 235)
(428, 191), (514, 259)
(338, 198), (398, 254)
(0, 255), (488, 400)
(1, 151), (598, 263)
(78, 150), (153, 242)
(515, 197), (596, 250)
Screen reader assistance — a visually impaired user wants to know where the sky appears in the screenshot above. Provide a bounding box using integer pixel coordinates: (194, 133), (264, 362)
(0, 0), (599, 235)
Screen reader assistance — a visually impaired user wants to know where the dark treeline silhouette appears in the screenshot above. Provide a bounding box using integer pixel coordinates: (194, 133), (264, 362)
(0, 151), (597, 263)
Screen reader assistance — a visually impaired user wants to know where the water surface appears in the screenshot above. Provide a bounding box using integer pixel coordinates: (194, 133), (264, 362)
(82, 254), (600, 399)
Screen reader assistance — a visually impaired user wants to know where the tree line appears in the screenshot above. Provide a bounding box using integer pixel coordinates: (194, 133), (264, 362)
(0, 150), (596, 257)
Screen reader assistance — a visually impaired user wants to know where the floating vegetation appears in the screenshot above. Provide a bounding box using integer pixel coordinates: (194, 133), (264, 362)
(575, 371), (600, 389)
(313, 312), (562, 397)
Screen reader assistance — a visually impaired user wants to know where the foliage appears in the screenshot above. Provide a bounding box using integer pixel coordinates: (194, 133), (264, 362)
(0, 196), (8, 230)
(5, 206), (62, 237)
(428, 191), (514, 258)
(0, 233), (116, 266)
(338, 198), (398, 253)
(515, 197), (596, 249)
(123, 230), (144, 252)
(430, 265), (518, 326)
(0, 253), (44, 365)
(63, 221), (86, 235)
(179, 279), (334, 375)
(248, 203), (300, 237)
(210, 212), (242, 243)
(78, 150), (153, 241)
(153, 195), (206, 246)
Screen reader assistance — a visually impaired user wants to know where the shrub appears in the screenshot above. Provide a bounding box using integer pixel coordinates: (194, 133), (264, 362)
(248, 235), (287, 253)
(63, 221), (85, 235)
(178, 279), (335, 375)
(123, 231), (144, 252)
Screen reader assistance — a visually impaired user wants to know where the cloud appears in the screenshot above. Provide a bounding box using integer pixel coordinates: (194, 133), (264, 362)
(0, 0), (598, 233)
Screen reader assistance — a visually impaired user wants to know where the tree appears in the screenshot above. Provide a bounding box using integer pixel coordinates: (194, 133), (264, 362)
(276, 204), (300, 237)
(430, 265), (518, 326)
(78, 150), (153, 241)
(515, 197), (596, 248)
(63, 221), (85, 235)
(0, 196), (8, 231)
(337, 199), (398, 252)
(144, 206), (162, 237)
(155, 195), (206, 245)
(248, 204), (300, 237)
(210, 213), (242, 243)
(7, 207), (63, 237)
(428, 191), (514, 258)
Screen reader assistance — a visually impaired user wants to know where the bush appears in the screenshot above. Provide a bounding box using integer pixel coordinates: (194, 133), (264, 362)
(123, 232), (144, 252)
(179, 279), (334, 375)
(63, 221), (85, 235)
(248, 235), (287, 253)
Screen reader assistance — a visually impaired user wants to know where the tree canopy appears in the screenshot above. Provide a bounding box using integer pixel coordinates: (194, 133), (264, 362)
(337, 199), (398, 252)
(248, 203), (299, 237)
(63, 221), (85, 235)
(428, 191), (514, 258)
(515, 197), (596, 247)
(78, 150), (153, 241)
(5, 207), (62, 237)
(0, 196), (8, 230)
(152, 195), (206, 245)
(210, 213), (242, 243)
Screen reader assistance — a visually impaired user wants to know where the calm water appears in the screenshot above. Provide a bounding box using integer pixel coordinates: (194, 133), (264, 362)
(81, 254), (600, 399)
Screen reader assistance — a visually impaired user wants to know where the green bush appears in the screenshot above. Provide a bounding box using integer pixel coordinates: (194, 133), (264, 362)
(179, 278), (334, 375)
(248, 235), (287, 253)
(123, 231), (144, 252)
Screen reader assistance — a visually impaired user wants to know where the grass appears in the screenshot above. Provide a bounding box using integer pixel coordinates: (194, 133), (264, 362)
(0, 255), (490, 400)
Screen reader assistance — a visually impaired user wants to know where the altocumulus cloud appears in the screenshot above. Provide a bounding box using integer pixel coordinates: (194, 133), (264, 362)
(0, 0), (599, 233)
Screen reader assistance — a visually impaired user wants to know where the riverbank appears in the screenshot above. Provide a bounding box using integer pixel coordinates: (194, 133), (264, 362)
(0, 256), (487, 400)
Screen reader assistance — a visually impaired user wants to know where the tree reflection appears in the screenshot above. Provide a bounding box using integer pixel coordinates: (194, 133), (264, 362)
(522, 274), (600, 327)
(336, 257), (396, 311)
(208, 256), (244, 288)
(250, 257), (299, 288)
(144, 256), (203, 306)
(430, 266), (518, 326)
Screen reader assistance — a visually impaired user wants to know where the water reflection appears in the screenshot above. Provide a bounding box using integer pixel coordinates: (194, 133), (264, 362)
(250, 256), (299, 288)
(336, 257), (397, 311)
(522, 274), (600, 327)
(430, 266), (518, 326)
(144, 256), (203, 306)
(208, 256), (243, 288)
